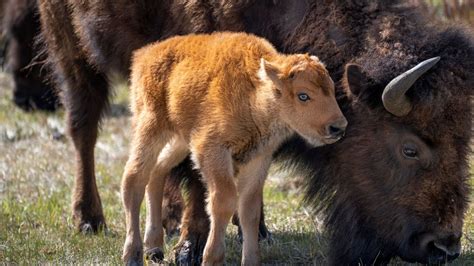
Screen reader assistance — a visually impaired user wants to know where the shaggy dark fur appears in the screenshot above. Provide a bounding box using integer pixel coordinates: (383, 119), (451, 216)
(274, 2), (474, 264)
(161, 166), (184, 239)
(2, 0), (58, 111)
(37, 0), (473, 264)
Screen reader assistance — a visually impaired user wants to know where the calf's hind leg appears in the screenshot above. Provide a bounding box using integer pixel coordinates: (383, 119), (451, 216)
(144, 137), (189, 262)
(121, 116), (171, 265)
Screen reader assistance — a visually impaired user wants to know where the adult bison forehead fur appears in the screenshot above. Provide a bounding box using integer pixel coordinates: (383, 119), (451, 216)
(277, 5), (473, 265)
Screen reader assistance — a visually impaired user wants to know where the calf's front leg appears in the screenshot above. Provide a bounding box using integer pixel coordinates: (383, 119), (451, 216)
(191, 143), (237, 265)
(237, 156), (271, 265)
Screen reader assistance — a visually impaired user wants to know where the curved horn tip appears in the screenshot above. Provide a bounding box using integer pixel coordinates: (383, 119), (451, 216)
(423, 56), (441, 67)
(382, 56), (441, 117)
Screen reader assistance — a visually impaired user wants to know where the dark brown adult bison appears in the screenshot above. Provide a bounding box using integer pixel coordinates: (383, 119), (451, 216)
(37, 0), (473, 264)
(1, 0), (59, 111)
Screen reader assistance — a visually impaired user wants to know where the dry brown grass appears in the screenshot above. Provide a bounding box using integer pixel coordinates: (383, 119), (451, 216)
(417, 0), (474, 25)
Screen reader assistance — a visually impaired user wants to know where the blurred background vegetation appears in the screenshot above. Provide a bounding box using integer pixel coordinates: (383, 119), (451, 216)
(420, 0), (474, 25)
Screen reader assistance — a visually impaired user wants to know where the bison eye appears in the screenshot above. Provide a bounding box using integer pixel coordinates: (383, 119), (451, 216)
(297, 93), (310, 102)
(402, 144), (418, 159)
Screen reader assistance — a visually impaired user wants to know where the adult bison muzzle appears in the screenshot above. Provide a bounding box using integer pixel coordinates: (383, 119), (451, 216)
(36, 0), (473, 264)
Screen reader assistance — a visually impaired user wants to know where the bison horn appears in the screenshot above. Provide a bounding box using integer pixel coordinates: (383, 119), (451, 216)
(382, 57), (440, 116)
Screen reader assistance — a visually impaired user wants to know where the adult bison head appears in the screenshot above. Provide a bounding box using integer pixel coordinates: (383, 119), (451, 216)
(283, 29), (473, 265)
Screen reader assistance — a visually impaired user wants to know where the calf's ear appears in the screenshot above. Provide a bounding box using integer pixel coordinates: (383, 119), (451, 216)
(343, 63), (369, 98)
(259, 58), (284, 88)
(310, 55), (325, 67)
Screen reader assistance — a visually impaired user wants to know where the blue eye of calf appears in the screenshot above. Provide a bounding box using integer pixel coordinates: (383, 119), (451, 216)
(298, 93), (310, 102)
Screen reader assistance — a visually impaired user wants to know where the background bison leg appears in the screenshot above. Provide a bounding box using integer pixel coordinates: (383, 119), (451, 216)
(175, 174), (209, 265)
(162, 177), (184, 238)
(169, 158), (209, 265)
(38, 1), (108, 232)
(232, 204), (272, 243)
(67, 72), (109, 233)
(3, 0), (59, 111)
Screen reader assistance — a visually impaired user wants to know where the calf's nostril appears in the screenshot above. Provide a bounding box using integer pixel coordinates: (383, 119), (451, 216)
(327, 124), (345, 138)
(329, 125), (342, 135)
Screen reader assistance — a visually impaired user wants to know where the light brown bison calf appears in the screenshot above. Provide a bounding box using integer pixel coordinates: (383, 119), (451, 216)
(121, 32), (347, 265)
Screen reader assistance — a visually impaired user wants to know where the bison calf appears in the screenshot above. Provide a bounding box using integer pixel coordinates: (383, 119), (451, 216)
(121, 32), (347, 265)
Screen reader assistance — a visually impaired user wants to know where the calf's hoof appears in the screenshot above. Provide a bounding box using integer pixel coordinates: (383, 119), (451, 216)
(125, 257), (143, 266)
(125, 258), (143, 266)
(174, 235), (206, 265)
(123, 244), (143, 266)
(145, 247), (164, 263)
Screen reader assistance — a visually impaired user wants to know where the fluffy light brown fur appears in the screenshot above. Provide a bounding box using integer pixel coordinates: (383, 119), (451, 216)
(121, 32), (346, 265)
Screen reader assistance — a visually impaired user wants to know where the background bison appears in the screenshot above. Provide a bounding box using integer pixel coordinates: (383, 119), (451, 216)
(1, 0), (58, 111)
(0, 0), (471, 264)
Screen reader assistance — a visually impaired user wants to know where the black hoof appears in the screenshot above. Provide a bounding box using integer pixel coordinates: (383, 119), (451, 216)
(175, 240), (197, 266)
(145, 247), (164, 263)
(77, 216), (107, 234)
(258, 222), (273, 244)
(166, 228), (181, 239)
(126, 255), (144, 266)
(236, 223), (273, 244)
(174, 235), (206, 265)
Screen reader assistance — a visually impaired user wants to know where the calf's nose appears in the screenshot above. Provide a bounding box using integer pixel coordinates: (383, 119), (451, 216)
(326, 118), (348, 138)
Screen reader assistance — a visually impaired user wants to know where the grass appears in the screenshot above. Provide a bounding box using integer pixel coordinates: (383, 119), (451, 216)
(0, 71), (473, 265)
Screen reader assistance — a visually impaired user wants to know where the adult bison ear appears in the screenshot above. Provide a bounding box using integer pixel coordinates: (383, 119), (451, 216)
(343, 63), (369, 98)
